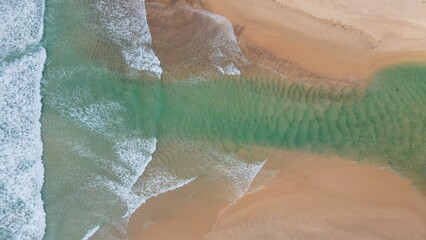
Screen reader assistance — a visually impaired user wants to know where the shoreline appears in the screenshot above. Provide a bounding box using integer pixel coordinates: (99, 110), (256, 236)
(126, 150), (426, 239)
(201, 0), (426, 83)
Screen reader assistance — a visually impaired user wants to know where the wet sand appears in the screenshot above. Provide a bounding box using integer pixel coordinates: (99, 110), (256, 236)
(202, 0), (426, 81)
(126, 150), (426, 240)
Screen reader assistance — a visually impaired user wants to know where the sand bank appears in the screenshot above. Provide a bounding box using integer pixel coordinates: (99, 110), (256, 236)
(202, 0), (426, 82)
(126, 150), (426, 239)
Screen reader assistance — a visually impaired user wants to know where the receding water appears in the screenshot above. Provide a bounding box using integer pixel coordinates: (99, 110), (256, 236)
(40, 0), (426, 239)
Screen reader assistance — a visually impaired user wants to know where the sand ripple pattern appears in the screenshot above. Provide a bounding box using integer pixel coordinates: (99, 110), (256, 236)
(158, 69), (426, 187)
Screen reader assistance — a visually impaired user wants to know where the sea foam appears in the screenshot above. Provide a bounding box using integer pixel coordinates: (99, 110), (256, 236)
(46, 79), (195, 239)
(0, 48), (46, 240)
(94, 0), (163, 78)
(146, 2), (247, 76)
(212, 152), (266, 202)
(81, 225), (99, 240)
(0, 0), (46, 239)
(198, 10), (247, 75)
(0, 0), (44, 60)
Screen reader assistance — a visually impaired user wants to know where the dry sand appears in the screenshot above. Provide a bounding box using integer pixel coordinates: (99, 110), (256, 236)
(126, 150), (426, 240)
(202, 0), (426, 82)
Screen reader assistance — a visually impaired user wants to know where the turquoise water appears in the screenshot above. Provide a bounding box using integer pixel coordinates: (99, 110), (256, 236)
(42, 58), (426, 239)
(37, 0), (426, 239)
(159, 67), (426, 179)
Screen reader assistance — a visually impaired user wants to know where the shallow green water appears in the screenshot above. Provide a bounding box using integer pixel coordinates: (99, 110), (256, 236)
(161, 67), (425, 174)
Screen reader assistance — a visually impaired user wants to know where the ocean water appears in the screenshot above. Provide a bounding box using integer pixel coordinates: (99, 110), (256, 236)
(0, 0), (46, 239)
(2, 0), (425, 239)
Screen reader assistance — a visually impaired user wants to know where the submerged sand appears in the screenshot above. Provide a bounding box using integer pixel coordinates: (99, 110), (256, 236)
(202, 0), (426, 82)
(126, 150), (426, 240)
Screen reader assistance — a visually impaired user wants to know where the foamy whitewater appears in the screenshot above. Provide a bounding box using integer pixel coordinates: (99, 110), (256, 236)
(0, 0), (46, 239)
(197, 10), (247, 75)
(94, 0), (163, 78)
(144, 2), (247, 76)
(45, 76), (196, 239)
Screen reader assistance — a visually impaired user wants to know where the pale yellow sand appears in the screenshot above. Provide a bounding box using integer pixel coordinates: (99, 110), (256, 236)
(126, 150), (426, 240)
(202, 0), (426, 81)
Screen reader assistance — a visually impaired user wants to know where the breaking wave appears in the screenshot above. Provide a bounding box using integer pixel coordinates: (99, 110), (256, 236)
(94, 0), (163, 78)
(0, 49), (46, 239)
(0, 0), (46, 239)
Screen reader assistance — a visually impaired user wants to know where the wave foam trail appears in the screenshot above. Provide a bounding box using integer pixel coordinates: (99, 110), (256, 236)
(106, 138), (195, 218)
(221, 157), (266, 202)
(209, 150), (266, 202)
(145, 2), (247, 76)
(198, 10), (248, 75)
(138, 169), (196, 202)
(81, 225), (99, 240)
(94, 0), (163, 78)
(0, 47), (46, 240)
(93, 169), (195, 239)
(112, 137), (158, 217)
(48, 84), (196, 239)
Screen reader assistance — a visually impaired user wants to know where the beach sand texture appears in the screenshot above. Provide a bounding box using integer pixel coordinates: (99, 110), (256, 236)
(202, 0), (426, 81)
(126, 150), (426, 240)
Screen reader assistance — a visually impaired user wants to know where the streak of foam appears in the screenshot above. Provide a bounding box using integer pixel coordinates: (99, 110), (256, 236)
(103, 139), (196, 218)
(213, 153), (266, 202)
(47, 81), (197, 238)
(47, 84), (126, 137)
(195, 9), (248, 75)
(138, 168), (196, 201)
(68, 101), (125, 136)
(174, 140), (266, 202)
(217, 63), (241, 76)
(92, 166), (195, 239)
(81, 225), (100, 240)
(94, 0), (163, 78)
(113, 137), (157, 217)
(146, 3), (247, 76)
(247, 168), (280, 194)
(0, 47), (46, 239)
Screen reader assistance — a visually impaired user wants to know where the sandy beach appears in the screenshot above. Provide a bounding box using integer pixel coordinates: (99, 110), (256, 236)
(201, 0), (426, 82)
(126, 150), (426, 240)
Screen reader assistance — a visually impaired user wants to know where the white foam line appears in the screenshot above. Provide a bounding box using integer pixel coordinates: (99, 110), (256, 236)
(94, 0), (163, 78)
(207, 158), (267, 235)
(194, 9), (248, 76)
(213, 152), (266, 202)
(81, 225), (100, 240)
